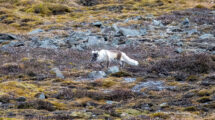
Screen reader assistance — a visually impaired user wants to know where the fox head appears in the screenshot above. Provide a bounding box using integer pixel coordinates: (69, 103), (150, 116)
(91, 50), (99, 62)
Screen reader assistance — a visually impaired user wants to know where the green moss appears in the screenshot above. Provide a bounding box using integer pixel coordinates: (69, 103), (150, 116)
(26, 3), (70, 16)
(197, 96), (211, 103)
(212, 5), (215, 9)
(183, 106), (197, 111)
(124, 109), (142, 116)
(186, 75), (199, 81)
(195, 4), (206, 9)
(197, 89), (210, 96)
(150, 112), (169, 119)
(101, 79), (117, 88)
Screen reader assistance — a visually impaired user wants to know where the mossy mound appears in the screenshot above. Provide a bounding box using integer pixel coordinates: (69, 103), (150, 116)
(26, 3), (70, 16)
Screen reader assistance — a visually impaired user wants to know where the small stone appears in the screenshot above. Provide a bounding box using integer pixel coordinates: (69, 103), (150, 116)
(88, 71), (106, 79)
(175, 48), (183, 53)
(152, 20), (163, 26)
(159, 103), (168, 107)
(199, 34), (214, 39)
(16, 96), (26, 102)
(51, 67), (64, 79)
(39, 93), (46, 99)
(0, 33), (17, 40)
(182, 18), (190, 26)
(28, 29), (44, 35)
(124, 77), (136, 83)
(106, 66), (120, 74)
(92, 21), (103, 28)
(106, 100), (114, 104)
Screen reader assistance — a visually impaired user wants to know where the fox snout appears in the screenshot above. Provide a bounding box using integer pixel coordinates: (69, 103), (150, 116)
(91, 53), (98, 62)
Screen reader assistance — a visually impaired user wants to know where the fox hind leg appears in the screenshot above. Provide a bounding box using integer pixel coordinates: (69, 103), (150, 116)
(100, 62), (105, 69)
(119, 61), (125, 69)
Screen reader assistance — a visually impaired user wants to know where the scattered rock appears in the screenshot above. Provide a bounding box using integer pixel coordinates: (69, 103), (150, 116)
(132, 81), (174, 92)
(182, 18), (190, 26)
(124, 77), (136, 83)
(39, 93), (46, 99)
(106, 66), (120, 74)
(0, 33), (17, 40)
(152, 20), (163, 26)
(28, 29), (44, 35)
(39, 39), (58, 49)
(118, 27), (147, 37)
(199, 34), (214, 39)
(201, 75), (215, 86)
(16, 97), (26, 102)
(92, 21), (103, 28)
(106, 100), (114, 104)
(159, 103), (168, 108)
(175, 48), (183, 53)
(186, 29), (199, 36)
(51, 67), (64, 79)
(88, 71), (106, 79)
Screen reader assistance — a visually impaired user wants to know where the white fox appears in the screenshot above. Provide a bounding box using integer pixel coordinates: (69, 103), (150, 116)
(91, 49), (139, 68)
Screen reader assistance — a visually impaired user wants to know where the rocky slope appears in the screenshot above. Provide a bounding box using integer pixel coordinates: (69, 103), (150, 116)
(0, 0), (215, 120)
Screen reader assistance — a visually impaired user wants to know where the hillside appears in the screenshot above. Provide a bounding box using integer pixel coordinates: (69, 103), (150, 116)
(0, 0), (215, 120)
(0, 0), (214, 33)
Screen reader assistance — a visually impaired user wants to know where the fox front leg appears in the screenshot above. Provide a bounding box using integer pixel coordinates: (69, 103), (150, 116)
(100, 62), (105, 69)
(106, 60), (110, 68)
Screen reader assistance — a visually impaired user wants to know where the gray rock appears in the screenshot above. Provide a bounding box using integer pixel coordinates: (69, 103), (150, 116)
(152, 20), (163, 26)
(132, 81), (175, 92)
(0, 33), (17, 40)
(186, 29), (199, 36)
(210, 11), (215, 15)
(29, 29), (44, 35)
(39, 93), (46, 99)
(118, 27), (147, 37)
(88, 71), (106, 79)
(175, 42), (184, 47)
(175, 48), (183, 53)
(16, 96), (26, 102)
(199, 34), (214, 39)
(182, 18), (190, 26)
(160, 103), (168, 107)
(39, 39), (58, 49)
(201, 75), (215, 86)
(51, 67), (64, 79)
(1, 41), (24, 48)
(92, 21), (103, 28)
(106, 100), (114, 104)
(124, 77), (136, 83)
(106, 66), (120, 74)
(87, 36), (106, 46)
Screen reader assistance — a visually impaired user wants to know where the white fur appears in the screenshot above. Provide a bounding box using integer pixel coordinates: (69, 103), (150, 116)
(92, 49), (139, 66)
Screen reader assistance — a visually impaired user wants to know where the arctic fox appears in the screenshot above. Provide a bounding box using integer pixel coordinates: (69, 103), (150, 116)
(91, 49), (139, 68)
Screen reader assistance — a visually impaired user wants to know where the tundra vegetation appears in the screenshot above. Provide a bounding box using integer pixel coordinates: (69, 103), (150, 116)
(0, 0), (215, 119)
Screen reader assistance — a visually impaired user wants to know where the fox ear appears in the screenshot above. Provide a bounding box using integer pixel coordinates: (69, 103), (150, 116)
(92, 50), (98, 54)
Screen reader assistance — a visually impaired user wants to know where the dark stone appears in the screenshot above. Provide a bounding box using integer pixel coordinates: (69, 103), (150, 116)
(0, 33), (17, 40)
(92, 21), (103, 28)
(201, 75), (215, 86)
(16, 96), (26, 102)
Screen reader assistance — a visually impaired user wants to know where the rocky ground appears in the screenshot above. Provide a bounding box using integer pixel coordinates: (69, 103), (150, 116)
(0, 1), (215, 120)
